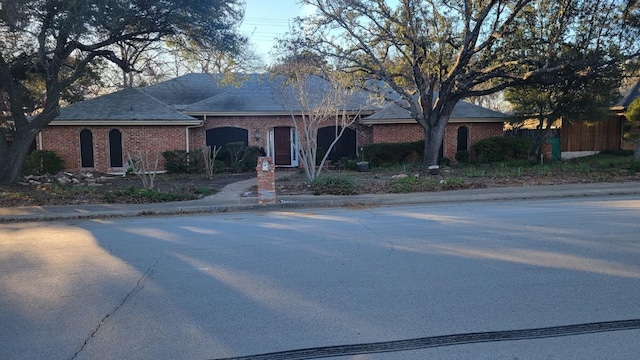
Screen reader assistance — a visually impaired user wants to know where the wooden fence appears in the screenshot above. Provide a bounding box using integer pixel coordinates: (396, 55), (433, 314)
(560, 117), (623, 152)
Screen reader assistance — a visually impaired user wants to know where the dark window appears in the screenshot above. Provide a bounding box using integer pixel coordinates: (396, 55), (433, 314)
(206, 127), (249, 148)
(80, 129), (94, 168)
(109, 129), (123, 167)
(457, 126), (469, 151)
(317, 126), (356, 161)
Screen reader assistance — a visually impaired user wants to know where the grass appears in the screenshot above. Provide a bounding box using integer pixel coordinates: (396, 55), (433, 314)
(194, 187), (217, 196)
(311, 174), (358, 195)
(389, 175), (468, 193)
(3, 152), (639, 206)
(103, 187), (198, 203)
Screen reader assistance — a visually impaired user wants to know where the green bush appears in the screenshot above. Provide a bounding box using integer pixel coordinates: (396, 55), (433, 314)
(339, 157), (358, 170)
(24, 150), (65, 175)
(311, 174), (358, 195)
(455, 150), (470, 163)
(223, 142), (261, 172)
(362, 141), (424, 167)
(438, 157), (451, 167)
(241, 146), (260, 171)
(212, 160), (226, 173)
(472, 137), (531, 163)
(162, 150), (204, 173)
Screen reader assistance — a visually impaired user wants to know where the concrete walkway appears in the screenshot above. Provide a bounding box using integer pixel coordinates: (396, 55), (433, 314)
(1, 179), (639, 223)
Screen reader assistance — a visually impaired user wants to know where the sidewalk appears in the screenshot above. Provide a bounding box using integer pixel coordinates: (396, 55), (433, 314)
(1, 179), (639, 223)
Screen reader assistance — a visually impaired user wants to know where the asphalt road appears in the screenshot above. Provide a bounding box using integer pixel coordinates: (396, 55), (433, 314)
(1, 196), (639, 359)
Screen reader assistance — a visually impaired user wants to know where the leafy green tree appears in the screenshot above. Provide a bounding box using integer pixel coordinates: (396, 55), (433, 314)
(0, 0), (245, 184)
(505, 68), (621, 157)
(291, 0), (637, 168)
(626, 96), (640, 158)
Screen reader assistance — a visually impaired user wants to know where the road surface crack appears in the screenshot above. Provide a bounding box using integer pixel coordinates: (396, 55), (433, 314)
(70, 260), (158, 360)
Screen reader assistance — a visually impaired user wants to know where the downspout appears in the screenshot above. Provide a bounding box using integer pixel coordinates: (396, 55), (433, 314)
(38, 132), (43, 150)
(185, 115), (205, 152)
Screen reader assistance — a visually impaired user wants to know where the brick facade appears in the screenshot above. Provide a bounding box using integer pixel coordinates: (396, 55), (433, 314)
(41, 118), (504, 172)
(40, 125), (187, 173)
(360, 121), (504, 160)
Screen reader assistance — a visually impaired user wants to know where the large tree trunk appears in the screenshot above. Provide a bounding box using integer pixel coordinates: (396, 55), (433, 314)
(0, 131), (39, 185)
(420, 105), (451, 167)
(634, 140), (640, 160)
(422, 120), (447, 167)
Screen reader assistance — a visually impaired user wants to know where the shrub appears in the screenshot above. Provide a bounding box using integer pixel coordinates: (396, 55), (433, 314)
(339, 157), (358, 171)
(224, 142), (260, 172)
(241, 146), (260, 171)
(438, 157), (451, 167)
(311, 174), (358, 195)
(162, 150), (204, 173)
(24, 150), (65, 175)
(473, 136), (531, 163)
(455, 150), (470, 163)
(213, 160), (226, 173)
(362, 141), (424, 167)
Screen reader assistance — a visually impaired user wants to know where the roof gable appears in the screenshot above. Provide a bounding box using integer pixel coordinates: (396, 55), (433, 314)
(140, 73), (228, 107)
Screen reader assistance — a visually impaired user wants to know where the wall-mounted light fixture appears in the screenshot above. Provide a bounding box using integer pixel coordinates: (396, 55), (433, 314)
(254, 129), (261, 141)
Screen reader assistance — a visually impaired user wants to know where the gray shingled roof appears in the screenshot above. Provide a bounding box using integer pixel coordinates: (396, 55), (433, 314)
(184, 74), (289, 113)
(363, 97), (509, 122)
(140, 73), (227, 108)
(52, 73), (507, 124)
(615, 77), (640, 110)
(183, 74), (379, 114)
(54, 87), (197, 122)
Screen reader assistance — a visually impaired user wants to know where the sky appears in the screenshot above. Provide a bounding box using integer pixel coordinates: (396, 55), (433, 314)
(239, 0), (316, 63)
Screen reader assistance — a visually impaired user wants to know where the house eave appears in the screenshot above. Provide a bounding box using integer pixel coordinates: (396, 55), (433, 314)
(49, 119), (203, 126)
(187, 110), (378, 117)
(360, 117), (507, 125)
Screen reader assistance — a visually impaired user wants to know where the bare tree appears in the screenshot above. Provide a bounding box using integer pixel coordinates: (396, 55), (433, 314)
(203, 145), (222, 179)
(127, 151), (160, 190)
(274, 54), (373, 180)
(170, 41), (266, 74)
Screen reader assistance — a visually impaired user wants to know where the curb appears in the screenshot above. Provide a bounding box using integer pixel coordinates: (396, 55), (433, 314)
(1, 182), (639, 223)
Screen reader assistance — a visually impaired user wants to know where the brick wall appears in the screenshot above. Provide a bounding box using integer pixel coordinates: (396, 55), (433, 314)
(41, 125), (187, 173)
(361, 121), (504, 159)
(193, 115), (364, 150)
(41, 118), (504, 172)
(192, 115), (296, 150)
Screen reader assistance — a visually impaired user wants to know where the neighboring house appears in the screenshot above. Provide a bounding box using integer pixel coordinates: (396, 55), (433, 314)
(561, 77), (640, 153)
(359, 101), (508, 160)
(41, 73), (509, 173)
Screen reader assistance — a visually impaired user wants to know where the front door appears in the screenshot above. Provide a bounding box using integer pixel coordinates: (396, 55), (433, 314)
(274, 127), (292, 166)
